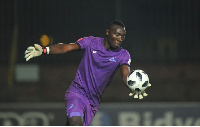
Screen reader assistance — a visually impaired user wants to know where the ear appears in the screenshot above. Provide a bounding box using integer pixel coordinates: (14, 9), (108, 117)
(106, 29), (109, 36)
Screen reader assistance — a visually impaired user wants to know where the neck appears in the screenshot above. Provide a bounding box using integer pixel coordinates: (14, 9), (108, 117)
(103, 38), (111, 50)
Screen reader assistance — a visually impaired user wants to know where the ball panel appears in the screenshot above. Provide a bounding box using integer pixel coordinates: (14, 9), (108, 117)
(128, 80), (136, 86)
(136, 72), (142, 81)
(142, 81), (149, 87)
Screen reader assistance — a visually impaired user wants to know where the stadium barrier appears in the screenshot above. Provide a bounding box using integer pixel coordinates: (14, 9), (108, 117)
(0, 102), (199, 126)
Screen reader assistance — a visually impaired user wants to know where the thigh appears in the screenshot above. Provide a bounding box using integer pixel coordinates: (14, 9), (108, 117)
(67, 116), (83, 126)
(65, 92), (85, 118)
(83, 103), (97, 126)
(65, 92), (97, 126)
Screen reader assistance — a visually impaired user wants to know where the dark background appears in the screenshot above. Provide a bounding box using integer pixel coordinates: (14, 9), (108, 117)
(0, 0), (200, 102)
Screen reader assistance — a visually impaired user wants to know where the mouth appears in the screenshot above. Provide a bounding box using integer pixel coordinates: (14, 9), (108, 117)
(115, 42), (120, 47)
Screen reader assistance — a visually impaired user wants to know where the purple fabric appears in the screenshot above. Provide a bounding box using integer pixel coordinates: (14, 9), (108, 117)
(68, 112), (84, 118)
(67, 36), (131, 107)
(65, 91), (97, 126)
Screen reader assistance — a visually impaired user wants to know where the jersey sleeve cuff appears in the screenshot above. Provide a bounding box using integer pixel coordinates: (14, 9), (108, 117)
(120, 63), (131, 67)
(76, 42), (82, 49)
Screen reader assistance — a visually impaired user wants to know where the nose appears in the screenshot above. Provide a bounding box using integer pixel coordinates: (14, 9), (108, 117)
(118, 36), (123, 42)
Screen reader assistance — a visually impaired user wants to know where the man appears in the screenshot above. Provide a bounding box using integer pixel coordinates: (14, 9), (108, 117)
(25, 20), (147, 126)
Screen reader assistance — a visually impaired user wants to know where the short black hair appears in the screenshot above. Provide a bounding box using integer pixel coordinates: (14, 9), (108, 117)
(107, 20), (125, 30)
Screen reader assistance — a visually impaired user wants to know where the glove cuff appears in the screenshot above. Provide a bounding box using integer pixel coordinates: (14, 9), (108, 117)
(43, 47), (50, 54)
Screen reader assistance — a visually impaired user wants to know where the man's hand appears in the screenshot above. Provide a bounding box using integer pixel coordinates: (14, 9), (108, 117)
(24, 44), (43, 61)
(129, 83), (151, 99)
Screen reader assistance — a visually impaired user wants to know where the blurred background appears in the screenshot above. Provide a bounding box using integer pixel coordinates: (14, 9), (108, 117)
(0, 0), (200, 125)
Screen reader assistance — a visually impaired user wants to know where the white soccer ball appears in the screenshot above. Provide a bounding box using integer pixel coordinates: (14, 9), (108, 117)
(127, 69), (150, 91)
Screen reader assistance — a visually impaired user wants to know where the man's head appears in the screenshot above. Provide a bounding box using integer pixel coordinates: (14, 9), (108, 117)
(107, 20), (125, 30)
(106, 20), (126, 49)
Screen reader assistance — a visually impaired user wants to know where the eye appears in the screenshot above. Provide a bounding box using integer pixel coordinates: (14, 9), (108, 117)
(115, 34), (120, 37)
(121, 35), (125, 39)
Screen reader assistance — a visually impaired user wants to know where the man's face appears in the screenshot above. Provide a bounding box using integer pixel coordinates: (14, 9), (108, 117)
(106, 25), (126, 49)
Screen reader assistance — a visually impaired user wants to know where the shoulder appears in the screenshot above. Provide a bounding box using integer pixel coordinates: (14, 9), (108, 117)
(118, 48), (131, 66)
(116, 47), (130, 56)
(76, 36), (103, 44)
(121, 48), (131, 58)
(122, 48), (130, 55)
(89, 36), (104, 49)
(76, 36), (96, 49)
(90, 36), (103, 43)
(76, 36), (94, 42)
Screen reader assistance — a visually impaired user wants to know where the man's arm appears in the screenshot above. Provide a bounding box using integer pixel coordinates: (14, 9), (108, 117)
(24, 43), (80, 61)
(120, 64), (130, 88)
(120, 64), (150, 99)
(48, 43), (80, 54)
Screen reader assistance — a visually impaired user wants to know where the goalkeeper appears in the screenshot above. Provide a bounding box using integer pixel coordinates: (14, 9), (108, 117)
(25, 20), (149, 126)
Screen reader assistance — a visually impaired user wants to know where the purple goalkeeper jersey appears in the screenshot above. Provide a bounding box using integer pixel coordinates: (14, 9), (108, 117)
(67, 36), (131, 107)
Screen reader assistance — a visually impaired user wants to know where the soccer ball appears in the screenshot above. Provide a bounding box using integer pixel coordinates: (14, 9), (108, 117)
(127, 69), (150, 91)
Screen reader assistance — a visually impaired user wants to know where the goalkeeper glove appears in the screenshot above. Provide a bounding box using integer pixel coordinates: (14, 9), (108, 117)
(129, 83), (151, 99)
(24, 44), (43, 61)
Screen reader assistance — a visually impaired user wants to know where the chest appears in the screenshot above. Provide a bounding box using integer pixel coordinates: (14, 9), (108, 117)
(86, 47), (122, 69)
